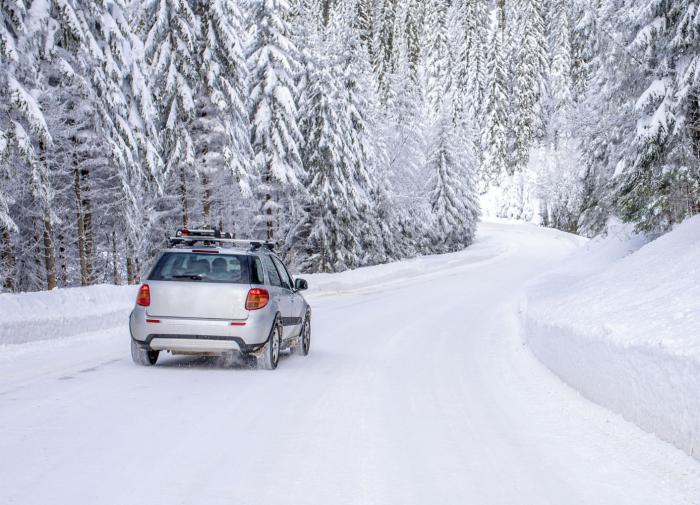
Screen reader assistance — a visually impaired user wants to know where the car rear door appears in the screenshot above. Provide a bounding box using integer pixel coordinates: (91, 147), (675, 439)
(271, 255), (303, 336)
(260, 254), (293, 336)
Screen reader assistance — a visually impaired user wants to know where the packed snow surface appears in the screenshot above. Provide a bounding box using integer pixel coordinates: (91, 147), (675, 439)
(525, 216), (700, 460)
(1, 222), (699, 504)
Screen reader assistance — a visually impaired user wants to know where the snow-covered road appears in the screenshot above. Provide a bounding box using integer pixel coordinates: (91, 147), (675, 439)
(1, 222), (699, 505)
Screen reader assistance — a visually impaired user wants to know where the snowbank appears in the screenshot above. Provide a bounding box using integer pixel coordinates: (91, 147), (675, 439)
(524, 216), (700, 460)
(0, 284), (137, 345)
(301, 230), (508, 297)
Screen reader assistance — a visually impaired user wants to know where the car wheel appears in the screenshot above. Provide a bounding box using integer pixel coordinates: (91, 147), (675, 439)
(131, 339), (159, 366)
(292, 312), (311, 356)
(259, 320), (282, 370)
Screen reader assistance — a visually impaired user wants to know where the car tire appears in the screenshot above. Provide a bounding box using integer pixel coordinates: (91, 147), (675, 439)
(131, 339), (159, 366)
(292, 311), (311, 356)
(259, 319), (282, 370)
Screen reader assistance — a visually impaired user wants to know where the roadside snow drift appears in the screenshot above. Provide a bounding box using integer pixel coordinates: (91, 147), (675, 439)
(0, 285), (137, 345)
(525, 216), (700, 460)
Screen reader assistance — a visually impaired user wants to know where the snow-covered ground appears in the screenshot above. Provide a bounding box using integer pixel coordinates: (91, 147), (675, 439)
(524, 216), (700, 460)
(1, 221), (699, 505)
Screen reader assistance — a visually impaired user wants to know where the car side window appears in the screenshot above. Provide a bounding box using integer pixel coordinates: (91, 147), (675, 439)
(272, 256), (293, 290)
(261, 254), (282, 287)
(251, 257), (265, 284)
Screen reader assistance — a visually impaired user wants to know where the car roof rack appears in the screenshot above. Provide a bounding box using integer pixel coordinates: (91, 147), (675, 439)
(168, 227), (277, 251)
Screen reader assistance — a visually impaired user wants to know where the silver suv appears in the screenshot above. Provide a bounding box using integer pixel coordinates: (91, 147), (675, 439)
(129, 228), (311, 370)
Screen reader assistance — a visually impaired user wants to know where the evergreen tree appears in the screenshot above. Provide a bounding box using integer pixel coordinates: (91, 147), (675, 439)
(428, 108), (480, 251)
(612, 0), (700, 231)
(295, 2), (393, 271)
(195, 0), (252, 196)
(0, 1), (55, 290)
(481, 9), (509, 188)
(139, 0), (199, 226)
(570, 0), (599, 102)
(247, 0), (304, 241)
(296, 36), (360, 271)
(455, 0), (488, 127)
(384, 40), (432, 256)
(424, 0), (451, 113)
(547, 0), (573, 122)
(187, 0), (252, 231)
(512, 0), (547, 171)
(422, 0), (480, 251)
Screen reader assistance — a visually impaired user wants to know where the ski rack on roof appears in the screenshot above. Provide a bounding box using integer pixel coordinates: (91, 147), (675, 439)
(168, 227), (277, 251)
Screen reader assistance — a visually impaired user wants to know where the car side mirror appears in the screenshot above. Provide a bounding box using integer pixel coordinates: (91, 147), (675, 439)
(294, 278), (308, 291)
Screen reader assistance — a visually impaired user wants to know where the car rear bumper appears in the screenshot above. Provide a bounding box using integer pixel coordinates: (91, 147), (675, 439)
(129, 307), (274, 354)
(132, 334), (264, 354)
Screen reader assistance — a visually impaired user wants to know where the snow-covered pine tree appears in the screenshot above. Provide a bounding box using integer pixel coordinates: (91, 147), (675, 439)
(424, 0), (451, 114)
(454, 0), (489, 128)
(373, 0), (399, 102)
(295, 39), (362, 271)
(384, 37), (432, 256)
(547, 0), (574, 138)
(403, 0), (423, 81)
(247, 0), (304, 241)
(512, 0), (547, 172)
(668, 0), (700, 219)
(30, 0), (157, 287)
(138, 0), (199, 227)
(84, 1), (155, 285)
(427, 107), (481, 251)
(192, 0), (252, 224)
(481, 5), (509, 189)
(569, 0), (599, 102)
(338, 3), (395, 265)
(525, 0), (581, 230)
(0, 0), (40, 291)
(492, 0), (548, 221)
(573, 0), (632, 235)
(1, 1), (59, 291)
(611, 0), (700, 231)
(355, 0), (374, 55)
(423, 0), (480, 251)
(294, 1), (393, 271)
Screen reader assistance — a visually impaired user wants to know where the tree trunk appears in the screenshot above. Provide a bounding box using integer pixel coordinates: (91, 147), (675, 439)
(57, 230), (67, 286)
(266, 193), (274, 240)
(202, 172), (211, 224)
(74, 167), (88, 285)
(126, 238), (135, 285)
(179, 166), (189, 226)
(264, 171), (274, 240)
(80, 168), (94, 284)
(43, 214), (57, 290)
(497, 0), (506, 29)
(32, 223), (41, 265)
(688, 90), (700, 159)
(112, 231), (119, 285)
(321, 0), (334, 27)
(1, 226), (16, 292)
(37, 140), (57, 291)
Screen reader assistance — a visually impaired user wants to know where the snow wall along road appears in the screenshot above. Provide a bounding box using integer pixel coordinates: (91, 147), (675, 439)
(0, 285), (137, 345)
(524, 216), (700, 461)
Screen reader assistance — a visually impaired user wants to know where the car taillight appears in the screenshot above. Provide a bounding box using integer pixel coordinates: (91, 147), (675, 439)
(136, 284), (151, 307)
(245, 288), (269, 310)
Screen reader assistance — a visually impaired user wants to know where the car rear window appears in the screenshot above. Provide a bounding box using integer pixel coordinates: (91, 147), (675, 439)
(148, 253), (251, 284)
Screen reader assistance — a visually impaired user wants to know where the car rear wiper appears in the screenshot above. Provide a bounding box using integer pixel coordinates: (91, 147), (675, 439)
(172, 274), (204, 281)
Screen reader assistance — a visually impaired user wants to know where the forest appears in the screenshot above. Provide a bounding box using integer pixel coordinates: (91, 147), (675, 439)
(1, 0), (699, 292)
